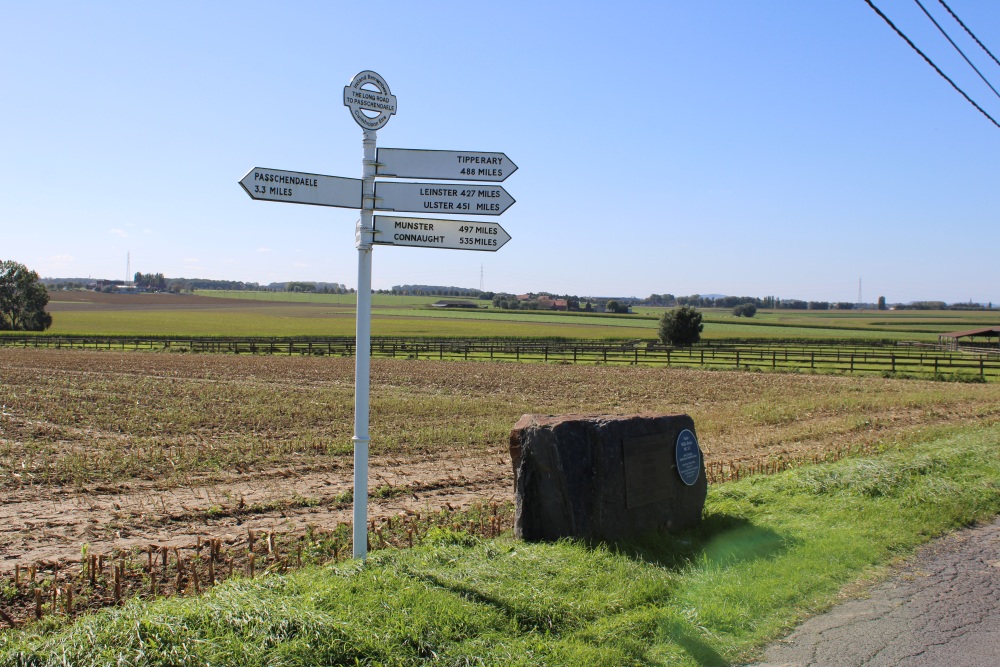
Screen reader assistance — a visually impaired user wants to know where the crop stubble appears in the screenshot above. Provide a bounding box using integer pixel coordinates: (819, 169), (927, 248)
(2, 348), (999, 578)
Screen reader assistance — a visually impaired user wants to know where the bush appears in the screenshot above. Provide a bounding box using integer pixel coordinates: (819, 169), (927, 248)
(658, 306), (703, 346)
(733, 303), (757, 318)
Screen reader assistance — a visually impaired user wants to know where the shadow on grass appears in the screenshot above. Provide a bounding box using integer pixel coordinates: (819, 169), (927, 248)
(401, 568), (564, 634)
(607, 515), (792, 666)
(610, 513), (794, 571)
(660, 615), (730, 667)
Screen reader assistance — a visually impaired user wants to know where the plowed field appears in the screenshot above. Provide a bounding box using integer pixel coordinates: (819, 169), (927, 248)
(2, 347), (999, 617)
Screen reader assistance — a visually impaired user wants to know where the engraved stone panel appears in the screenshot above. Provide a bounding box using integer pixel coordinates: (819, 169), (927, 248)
(623, 433), (672, 509)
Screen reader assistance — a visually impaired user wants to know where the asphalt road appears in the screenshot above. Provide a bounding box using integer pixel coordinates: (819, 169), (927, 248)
(752, 516), (1000, 666)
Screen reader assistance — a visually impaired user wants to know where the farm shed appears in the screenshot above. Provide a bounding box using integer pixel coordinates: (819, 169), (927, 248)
(430, 299), (480, 309)
(939, 327), (1000, 352)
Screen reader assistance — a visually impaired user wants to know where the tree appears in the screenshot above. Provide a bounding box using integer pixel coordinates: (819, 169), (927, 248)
(733, 303), (757, 317)
(658, 306), (703, 346)
(877, 296), (887, 311)
(0, 260), (53, 331)
(606, 300), (620, 313)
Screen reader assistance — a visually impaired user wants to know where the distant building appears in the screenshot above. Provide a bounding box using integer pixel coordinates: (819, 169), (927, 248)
(430, 299), (480, 309)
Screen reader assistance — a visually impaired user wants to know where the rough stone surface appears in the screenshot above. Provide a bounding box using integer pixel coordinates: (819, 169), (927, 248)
(509, 413), (707, 541)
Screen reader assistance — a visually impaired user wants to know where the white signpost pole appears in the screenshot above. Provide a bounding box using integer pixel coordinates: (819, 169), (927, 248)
(344, 70), (396, 560)
(353, 128), (376, 560)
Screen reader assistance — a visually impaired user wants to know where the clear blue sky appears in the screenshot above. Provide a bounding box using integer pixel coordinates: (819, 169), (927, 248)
(2, 1), (999, 304)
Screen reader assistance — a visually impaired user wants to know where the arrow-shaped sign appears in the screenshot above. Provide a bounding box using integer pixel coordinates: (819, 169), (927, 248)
(376, 148), (517, 182)
(373, 216), (511, 252)
(239, 168), (362, 209)
(374, 182), (514, 216)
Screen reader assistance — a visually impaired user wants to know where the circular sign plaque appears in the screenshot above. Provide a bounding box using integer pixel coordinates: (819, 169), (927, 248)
(343, 70), (397, 130)
(675, 429), (701, 486)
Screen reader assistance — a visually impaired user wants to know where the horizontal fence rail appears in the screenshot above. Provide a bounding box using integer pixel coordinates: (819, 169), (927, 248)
(1, 335), (998, 381)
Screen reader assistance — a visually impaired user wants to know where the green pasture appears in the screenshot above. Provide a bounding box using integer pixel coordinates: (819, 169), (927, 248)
(4, 425), (999, 666)
(32, 290), (1000, 341)
(40, 308), (653, 339)
(39, 308), (937, 341)
(196, 289), (442, 307)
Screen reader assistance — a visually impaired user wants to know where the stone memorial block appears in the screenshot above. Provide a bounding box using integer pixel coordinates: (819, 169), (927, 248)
(509, 413), (706, 541)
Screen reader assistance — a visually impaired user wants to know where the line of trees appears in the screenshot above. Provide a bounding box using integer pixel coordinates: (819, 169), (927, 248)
(133, 272), (167, 291)
(490, 293), (585, 311)
(391, 285), (484, 297)
(282, 282), (350, 293)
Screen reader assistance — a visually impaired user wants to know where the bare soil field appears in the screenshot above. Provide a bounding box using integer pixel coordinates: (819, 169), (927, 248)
(2, 348), (999, 622)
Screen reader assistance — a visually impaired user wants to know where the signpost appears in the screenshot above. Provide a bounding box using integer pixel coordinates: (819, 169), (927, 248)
(241, 70), (516, 560)
(373, 216), (511, 251)
(377, 148), (517, 182)
(374, 182), (514, 216)
(239, 168), (361, 208)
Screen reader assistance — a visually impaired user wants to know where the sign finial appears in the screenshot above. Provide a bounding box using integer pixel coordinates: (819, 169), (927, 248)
(343, 70), (396, 130)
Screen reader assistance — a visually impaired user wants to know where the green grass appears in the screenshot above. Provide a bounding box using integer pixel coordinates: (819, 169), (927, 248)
(32, 290), (1000, 341)
(4, 424), (999, 665)
(197, 289), (441, 307)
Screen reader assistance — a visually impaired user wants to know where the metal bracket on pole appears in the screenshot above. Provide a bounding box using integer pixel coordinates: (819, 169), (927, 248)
(355, 219), (373, 251)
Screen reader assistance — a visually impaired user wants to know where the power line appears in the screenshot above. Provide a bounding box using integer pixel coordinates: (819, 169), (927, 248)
(913, 0), (1000, 102)
(936, 0), (1000, 70)
(862, 0), (1000, 129)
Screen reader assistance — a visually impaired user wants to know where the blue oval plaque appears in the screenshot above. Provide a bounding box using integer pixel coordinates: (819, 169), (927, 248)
(675, 429), (701, 486)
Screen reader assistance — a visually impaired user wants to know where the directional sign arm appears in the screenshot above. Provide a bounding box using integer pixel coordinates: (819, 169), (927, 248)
(372, 216), (511, 251)
(239, 168), (362, 209)
(376, 148), (517, 182)
(374, 182), (514, 216)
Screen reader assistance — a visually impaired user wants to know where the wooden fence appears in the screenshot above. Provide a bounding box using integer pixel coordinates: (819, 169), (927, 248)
(2, 335), (998, 380)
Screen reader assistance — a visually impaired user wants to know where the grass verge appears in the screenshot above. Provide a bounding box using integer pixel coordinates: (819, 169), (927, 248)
(3, 425), (1000, 666)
